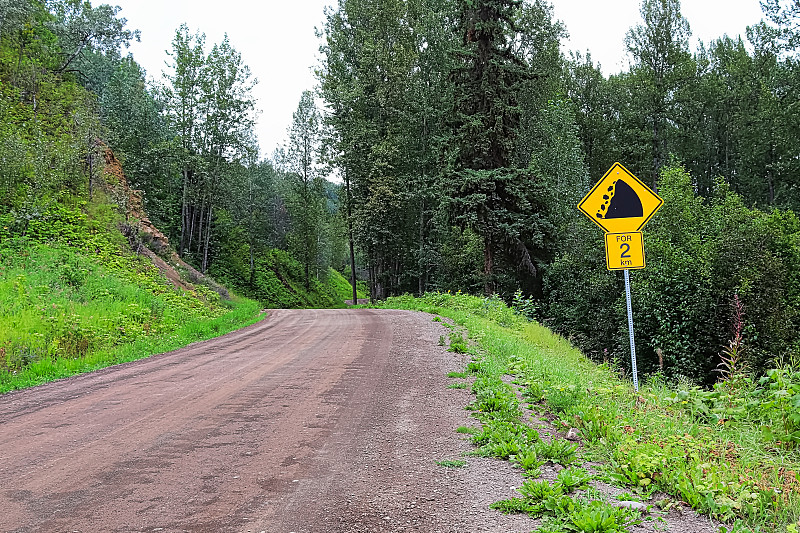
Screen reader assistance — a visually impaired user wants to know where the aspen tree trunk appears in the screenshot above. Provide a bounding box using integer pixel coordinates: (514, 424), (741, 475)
(248, 178), (255, 284)
(195, 205), (202, 257)
(345, 169), (357, 305)
(179, 168), (190, 257)
(202, 204), (213, 273)
(249, 244), (255, 284)
(418, 199), (425, 296)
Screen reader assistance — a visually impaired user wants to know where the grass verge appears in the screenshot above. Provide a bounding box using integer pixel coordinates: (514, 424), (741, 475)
(382, 292), (800, 533)
(0, 238), (263, 393)
(0, 294), (262, 394)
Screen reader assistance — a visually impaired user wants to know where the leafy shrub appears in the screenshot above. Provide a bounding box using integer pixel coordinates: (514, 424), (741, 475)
(211, 249), (347, 309)
(512, 288), (539, 320)
(545, 165), (800, 383)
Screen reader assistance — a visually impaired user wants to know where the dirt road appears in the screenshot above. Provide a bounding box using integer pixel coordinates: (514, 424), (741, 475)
(0, 309), (532, 533)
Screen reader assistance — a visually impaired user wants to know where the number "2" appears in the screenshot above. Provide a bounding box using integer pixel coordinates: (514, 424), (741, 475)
(620, 243), (631, 258)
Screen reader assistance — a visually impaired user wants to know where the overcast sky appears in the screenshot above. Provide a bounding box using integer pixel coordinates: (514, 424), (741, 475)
(110, 0), (767, 159)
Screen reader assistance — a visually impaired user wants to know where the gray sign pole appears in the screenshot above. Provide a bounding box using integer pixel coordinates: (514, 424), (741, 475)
(624, 269), (639, 391)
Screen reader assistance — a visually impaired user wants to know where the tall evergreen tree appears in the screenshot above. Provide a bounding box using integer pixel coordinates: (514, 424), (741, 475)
(446, 0), (536, 295)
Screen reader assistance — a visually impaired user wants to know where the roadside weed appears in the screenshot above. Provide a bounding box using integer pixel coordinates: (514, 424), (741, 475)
(435, 459), (467, 468)
(381, 293), (800, 531)
(519, 479), (557, 502)
(535, 522), (569, 533)
(535, 438), (579, 466)
(467, 360), (486, 374)
(448, 331), (468, 353)
(555, 467), (592, 493)
(447, 382), (468, 389)
(491, 496), (544, 515)
(493, 476), (642, 532)
(471, 385), (519, 415)
(564, 500), (642, 532)
(511, 446), (545, 475)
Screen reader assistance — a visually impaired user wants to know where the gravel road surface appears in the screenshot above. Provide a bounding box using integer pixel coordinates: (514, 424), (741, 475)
(0, 309), (533, 533)
(0, 308), (720, 533)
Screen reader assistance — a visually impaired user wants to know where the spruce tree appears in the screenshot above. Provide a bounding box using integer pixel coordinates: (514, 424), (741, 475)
(446, 0), (535, 295)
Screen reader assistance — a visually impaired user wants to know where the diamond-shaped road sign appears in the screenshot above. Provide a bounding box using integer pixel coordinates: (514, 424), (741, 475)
(578, 163), (663, 234)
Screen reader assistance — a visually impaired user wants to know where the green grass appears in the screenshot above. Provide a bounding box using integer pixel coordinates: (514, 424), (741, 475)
(0, 198), (352, 393)
(435, 459), (467, 468)
(0, 239), (262, 393)
(0, 295), (262, 393)
(209, 250), (363, 310)
(327, 267), (357, 302)
(382, 292), (800, 533)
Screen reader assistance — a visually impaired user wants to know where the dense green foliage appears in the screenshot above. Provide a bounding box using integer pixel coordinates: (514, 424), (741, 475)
(384, 292), (800, 532)
(0, 197), (262, 390)
(211, 248), (351, 309)
(2, 0), (800, 387)
(547, 165), (800, 383)
(0, 1), (358, 387)
(316, 0), (800, 383)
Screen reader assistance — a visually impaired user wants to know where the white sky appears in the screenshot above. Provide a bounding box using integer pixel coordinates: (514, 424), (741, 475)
(110, 0), (767, 158)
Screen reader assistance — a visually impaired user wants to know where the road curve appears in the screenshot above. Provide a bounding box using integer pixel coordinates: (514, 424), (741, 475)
(0, 309), (531, 533)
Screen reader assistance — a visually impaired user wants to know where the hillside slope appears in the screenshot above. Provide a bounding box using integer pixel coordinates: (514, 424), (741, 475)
(0, 140), (361, 392)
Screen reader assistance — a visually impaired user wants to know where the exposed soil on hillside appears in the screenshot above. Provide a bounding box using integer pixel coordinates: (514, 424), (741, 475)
(98, 143), (227, 297)
(0, 309), (719, 532)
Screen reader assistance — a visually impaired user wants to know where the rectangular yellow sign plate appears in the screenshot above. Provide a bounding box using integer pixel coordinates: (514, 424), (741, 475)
(605, 232), (645, 270)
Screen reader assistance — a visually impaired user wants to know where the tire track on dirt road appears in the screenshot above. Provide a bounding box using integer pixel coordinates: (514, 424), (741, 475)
(0, 308), (536, 533)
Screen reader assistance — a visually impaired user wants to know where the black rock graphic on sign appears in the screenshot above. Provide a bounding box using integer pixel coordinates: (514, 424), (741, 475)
(596, 179), (643, 219)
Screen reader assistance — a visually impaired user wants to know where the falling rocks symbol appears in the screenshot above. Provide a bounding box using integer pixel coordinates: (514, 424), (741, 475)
(596, 179), (644, 219)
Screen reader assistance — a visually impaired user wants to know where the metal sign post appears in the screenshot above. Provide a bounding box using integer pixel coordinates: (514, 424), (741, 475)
(578, 163), (662, 393)
(623, 269), (639, 391)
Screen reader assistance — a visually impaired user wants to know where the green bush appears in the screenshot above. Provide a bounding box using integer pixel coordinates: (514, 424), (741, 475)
(210, 248), (351, 309)
(545, 165), (800, 383)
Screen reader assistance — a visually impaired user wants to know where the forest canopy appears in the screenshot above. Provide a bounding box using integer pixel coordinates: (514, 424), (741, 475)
(2, 0), (800, 383)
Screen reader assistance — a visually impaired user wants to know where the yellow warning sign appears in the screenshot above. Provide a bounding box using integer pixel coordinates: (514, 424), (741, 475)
(605, 232), (645, 270)
(578, 163), (663, 234)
